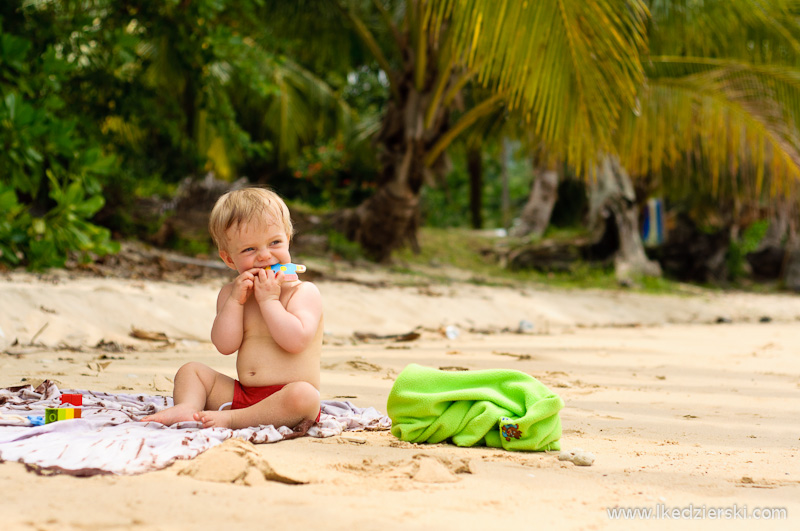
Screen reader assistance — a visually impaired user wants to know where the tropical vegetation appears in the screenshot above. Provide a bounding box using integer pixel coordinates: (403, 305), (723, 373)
(1, 0), (799, 288)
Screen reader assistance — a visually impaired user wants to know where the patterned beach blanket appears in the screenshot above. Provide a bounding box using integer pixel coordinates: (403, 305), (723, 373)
(0, 381), (390, 476)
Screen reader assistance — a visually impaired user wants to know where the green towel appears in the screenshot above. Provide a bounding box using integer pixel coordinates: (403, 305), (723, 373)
(387, 364), (563, 451)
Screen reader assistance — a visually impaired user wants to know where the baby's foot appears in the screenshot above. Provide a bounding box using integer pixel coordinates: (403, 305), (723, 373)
(194, 409), (233, 429)
(141, 404), (199, 426)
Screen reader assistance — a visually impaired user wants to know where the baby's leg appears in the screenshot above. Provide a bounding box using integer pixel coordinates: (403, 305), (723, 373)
(141, 362), (235, 425)
(195, 381), (319, 430)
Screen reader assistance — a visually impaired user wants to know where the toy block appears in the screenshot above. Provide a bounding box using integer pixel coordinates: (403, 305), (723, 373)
(45, 407), (82, 423)
(268, 263), (306, 281)
(60, 393), (83, 406)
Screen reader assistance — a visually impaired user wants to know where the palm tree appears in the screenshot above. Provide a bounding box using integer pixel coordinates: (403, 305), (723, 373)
(511, 0), (800, 280)
(619, 0), (800, 197)
(226, 54), (354, 177)
(322, 0), (648, 260)
(613, 0), (800, 277)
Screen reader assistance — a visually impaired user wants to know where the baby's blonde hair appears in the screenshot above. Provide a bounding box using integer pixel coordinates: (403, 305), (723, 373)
(209, 188), (294, 250)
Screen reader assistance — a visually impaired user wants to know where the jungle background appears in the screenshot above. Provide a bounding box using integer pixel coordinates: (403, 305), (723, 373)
(3, 0), (800, 291)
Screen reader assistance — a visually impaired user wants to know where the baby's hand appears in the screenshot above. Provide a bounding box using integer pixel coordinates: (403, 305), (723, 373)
(229, 271), (255, 305)
(253, 267), (283, 303)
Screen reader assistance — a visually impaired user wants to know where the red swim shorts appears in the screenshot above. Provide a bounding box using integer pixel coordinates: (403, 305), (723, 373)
(232, 381), (321, 422)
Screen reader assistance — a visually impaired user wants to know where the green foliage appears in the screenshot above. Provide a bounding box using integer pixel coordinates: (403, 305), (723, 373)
(727, 220), (770, 281)
(1, 0), (794, 287)
(327, 230), (365, 262)
(292, 138), (355, 207)
(0, 14), (119, 270)
(0, 175), (119, 270)
(421, 144), (532, 229)
(1, 0), (360, 267)
(169, 234), (215, 259)
(0, 185), (27, 266)
(419, 173), (471, 228)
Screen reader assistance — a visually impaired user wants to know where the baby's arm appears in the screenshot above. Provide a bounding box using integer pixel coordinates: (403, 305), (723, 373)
(257, 277), (322, 354)
(211, 276), (251, 355)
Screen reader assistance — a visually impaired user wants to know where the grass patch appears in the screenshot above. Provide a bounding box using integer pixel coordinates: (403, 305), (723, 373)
(395, 228), (497, 273)
(393, 227), (690, 294)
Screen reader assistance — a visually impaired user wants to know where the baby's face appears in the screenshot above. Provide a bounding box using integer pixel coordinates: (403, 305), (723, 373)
(219, 219), (291, 274)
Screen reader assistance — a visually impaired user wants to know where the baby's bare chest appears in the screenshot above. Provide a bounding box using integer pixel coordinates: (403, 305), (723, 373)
(242, 302), (270, 335)
(241, 286), (297, 333)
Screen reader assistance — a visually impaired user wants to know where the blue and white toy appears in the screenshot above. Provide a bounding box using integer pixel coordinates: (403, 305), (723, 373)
(269, 263), (306, 281)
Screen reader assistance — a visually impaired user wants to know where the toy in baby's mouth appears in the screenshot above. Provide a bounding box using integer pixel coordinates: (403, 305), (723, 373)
(268, 263), (306, 281)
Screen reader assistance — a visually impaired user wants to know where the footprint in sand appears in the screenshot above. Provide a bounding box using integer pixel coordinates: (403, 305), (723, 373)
(178, 439), (306, 486)
(345, 360), (382, 372)
(322, 359), (383, 372)
(342, 453), (471, 484)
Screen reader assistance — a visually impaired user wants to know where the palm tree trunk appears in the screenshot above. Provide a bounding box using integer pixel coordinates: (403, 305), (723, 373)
(778, 199), (800, 290)
(467, 145), (483, 229)
(589, 155), (661, 282)
(500, 138), (511, 231)
(336, 81), (449, 261)
(746, 198), (790, 279)
(784, 233), (800, 291)
(510, 166), (559, 238)
(758, 198), (791, 250)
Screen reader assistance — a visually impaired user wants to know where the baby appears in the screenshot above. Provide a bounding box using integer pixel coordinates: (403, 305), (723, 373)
(142, 188), (323, 431)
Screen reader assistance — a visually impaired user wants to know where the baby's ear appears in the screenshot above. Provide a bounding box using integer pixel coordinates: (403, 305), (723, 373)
(218, 249), (237, 270)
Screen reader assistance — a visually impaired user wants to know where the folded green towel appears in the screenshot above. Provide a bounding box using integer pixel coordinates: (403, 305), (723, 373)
(387, 364), (563, 451)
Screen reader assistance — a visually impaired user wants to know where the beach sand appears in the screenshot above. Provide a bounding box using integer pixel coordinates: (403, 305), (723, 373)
(0, 265), (798, 530)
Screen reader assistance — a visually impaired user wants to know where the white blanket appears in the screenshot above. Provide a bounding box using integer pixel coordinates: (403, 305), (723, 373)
(0, 381), (390, 476)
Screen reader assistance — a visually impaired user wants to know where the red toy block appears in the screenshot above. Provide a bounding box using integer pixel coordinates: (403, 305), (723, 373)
(60, 394), (83, 406)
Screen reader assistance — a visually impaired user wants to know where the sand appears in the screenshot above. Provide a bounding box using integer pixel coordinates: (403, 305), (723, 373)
(0, 266), (798, 530)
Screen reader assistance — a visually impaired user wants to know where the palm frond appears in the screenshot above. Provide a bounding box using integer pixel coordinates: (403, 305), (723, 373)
(617, 60), (800, 198)
(649, 56), (800, 129)
(624, 0), (800, 199)
(646, 0), (800, 60)
(428, 0), (648, 169)
(234, 53), (356, 168)
(100, 115), (147, 149)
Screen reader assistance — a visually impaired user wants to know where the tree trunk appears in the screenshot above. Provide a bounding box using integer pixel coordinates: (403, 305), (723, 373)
(746, 199), (790, 279)
(500, 138), (511, 231)
(467, 145), (483, 229)
(338, 177), (422, 261)
(335, 68), (450, 261)
(758, 199), (790, 250)
(776, 198), (800, 290)
(510, 166), (559, 238)
(588, 155), (661, 282)
(746, 195), (800, 284)
(784, 233), (800, 291)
